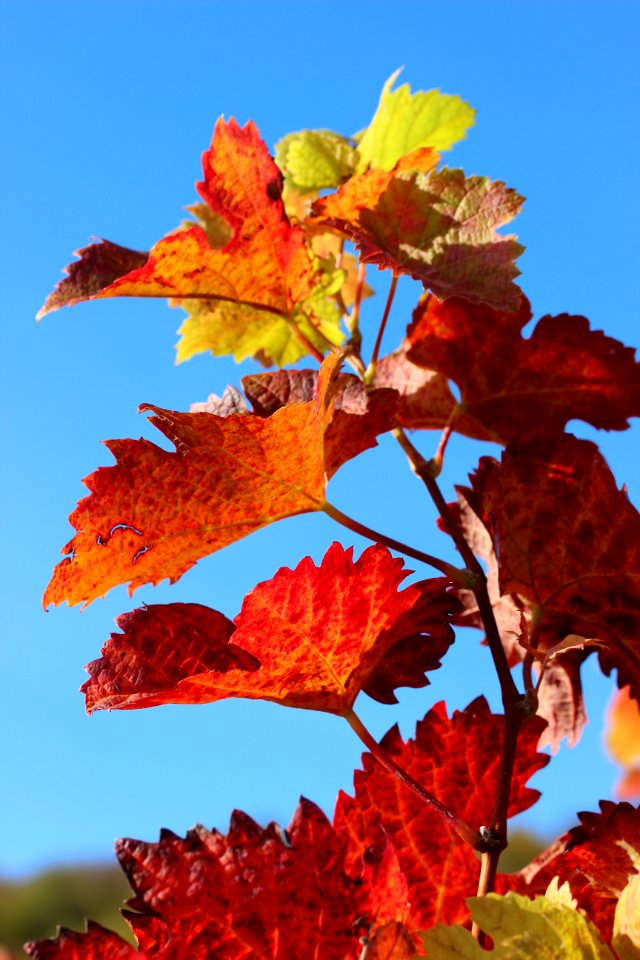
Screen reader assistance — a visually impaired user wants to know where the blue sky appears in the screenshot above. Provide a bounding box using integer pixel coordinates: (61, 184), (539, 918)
(1, 0), (639, 877)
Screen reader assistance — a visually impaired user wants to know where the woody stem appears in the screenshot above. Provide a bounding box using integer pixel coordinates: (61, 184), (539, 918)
(344, 708), (483, 851)
(365, 275), (398, 382)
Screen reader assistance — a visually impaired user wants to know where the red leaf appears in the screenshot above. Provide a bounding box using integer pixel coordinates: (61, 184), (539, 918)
(25, 922), (141, 960)
(407, 294), (640, 443)
(334, 697), (548, 929)
(519, 801), (640, 940)
(83, 543), (457, 715)
(476, 435), (640, 701)
(36, 240), (149, 320)
(44, 354), (395, 608)
(116, 800), (372, 959)
(441, 486), (588, 749)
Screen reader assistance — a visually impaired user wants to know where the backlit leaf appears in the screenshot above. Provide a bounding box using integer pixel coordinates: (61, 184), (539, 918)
(605, 687), (640, 800)
(407, 295), (640, 443)
(313, 166), (524, 311)
(38, 119), (333, 364)
(422, 888), (615, 959)
(275, 129), (358, 191)
(44, 354), (395, 608)
(357, 69), (475, 170)
(475, 435), (640, 701)
(334, 697), (548, 929)
(521, 801), (640, 941)
(27, 800), (386, 959)
(25, 921), (141, 959)
(613, 851), (640, 960)
(82, 543), (457, 715)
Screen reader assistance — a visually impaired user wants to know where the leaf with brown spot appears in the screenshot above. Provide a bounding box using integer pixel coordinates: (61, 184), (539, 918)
(44, 353), (395, 608)
(82, 542), (457, 715)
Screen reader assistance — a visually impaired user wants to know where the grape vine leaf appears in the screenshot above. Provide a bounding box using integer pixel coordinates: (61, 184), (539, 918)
(357, 69), (476, 170)
(334, 697), (548, 929)
(275, 129), (358, 192)
(26, 799), (409, 960)
(422, 885), (616, 959)
(440, 485), (587, 750)
(606, 688), (640, 800)
(38, 119), (340, 366)
(82, 542), (457, 715)
(407, 294), (640, 443)
(520, 801), (640, 941)
(473, 434), (640, 702)
(44, 353), (396, 608)
(312, 165), (524, 311)
(25, 922), (141, 960)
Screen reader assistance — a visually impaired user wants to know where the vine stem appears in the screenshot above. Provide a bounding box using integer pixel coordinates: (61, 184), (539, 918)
(365, 275), (398, 383)
(344, 708), (482, 851)
(322, 501), (466, 582)
(391, 428), (520, 709)
(391, 426), (527, 928)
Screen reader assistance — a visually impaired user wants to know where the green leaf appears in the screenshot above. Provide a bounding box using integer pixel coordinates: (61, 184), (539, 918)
(357, 69), (476, 171)
(275, 129), (358, 192)
(422, 885), (616, 959)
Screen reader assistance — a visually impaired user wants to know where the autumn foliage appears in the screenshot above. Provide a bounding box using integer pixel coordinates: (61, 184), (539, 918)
(33, 73), (640, 958)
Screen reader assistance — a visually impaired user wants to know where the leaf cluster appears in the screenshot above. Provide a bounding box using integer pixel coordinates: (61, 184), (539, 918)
(32, 72), (640, 958)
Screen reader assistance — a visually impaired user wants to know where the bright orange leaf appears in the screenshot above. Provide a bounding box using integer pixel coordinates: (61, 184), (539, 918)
(334, 697), (548, 930)
(44, 353), (396, 608)
(407, 295), (640, 443)
(82, 542), (457, 714)
(38, 119), (333, 365)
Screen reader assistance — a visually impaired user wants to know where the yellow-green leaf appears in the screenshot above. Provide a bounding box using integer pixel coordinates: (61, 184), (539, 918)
(613, 843), (640, 960)
(175, 270), (344, 368)
(421, 887), (615, 959)
(357, 69), (476, 171)
(275, 129), (358, 192)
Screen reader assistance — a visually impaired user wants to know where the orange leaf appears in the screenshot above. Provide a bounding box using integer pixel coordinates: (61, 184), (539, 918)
(44, 353), (394, 608)
(82, 543), (457, 715)
(408, 294), (640, 443)
(38, 119), (318, 321)
(606, 687), (640, 800)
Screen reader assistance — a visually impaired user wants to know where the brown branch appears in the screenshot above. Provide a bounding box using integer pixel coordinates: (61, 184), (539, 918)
(365, 275), (398, 382)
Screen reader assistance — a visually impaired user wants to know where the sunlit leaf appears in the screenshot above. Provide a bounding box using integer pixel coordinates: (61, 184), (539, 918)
(357, 69), (475, 170)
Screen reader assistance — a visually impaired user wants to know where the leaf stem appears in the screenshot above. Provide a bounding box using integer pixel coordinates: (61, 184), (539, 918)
(365, 275), (398, 383)
(282, 313), (325, 363)
(344, 708), (483, 851)
(322, 501), (466, 581)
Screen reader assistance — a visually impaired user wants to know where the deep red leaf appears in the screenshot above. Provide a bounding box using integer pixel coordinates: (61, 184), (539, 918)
(25, 922), (141, 960)
(333, 697), (548, 929)
(519, 801), (640, 941)
(407, 295), (640, 443)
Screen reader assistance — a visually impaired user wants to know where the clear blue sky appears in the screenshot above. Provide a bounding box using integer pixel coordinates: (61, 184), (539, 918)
(1, 0), (638, 877)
